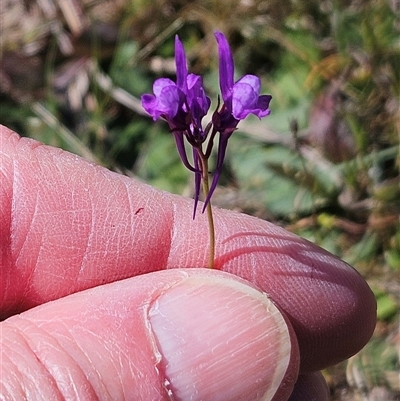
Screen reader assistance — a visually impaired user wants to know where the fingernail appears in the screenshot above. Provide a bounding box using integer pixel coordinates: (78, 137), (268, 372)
(148, 276), (292, 401)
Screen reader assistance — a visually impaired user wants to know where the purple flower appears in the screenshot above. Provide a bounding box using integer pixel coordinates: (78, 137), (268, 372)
(214, 31), (272, 128)
(204, 32), (272, 207)
(141, 32), (272, 218)
(141, 36), (211, 216)
(141, 37), (210, 131)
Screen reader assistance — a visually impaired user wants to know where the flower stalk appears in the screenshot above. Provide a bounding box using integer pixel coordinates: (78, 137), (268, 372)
(198, 150), (215, 268)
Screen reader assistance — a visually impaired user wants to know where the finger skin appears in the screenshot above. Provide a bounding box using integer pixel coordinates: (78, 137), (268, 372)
(0, 269), (299, 401)
(0, 125), (376, 372)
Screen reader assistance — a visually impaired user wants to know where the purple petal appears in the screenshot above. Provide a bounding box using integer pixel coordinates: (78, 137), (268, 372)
(231, 82), (259, 119)
(215, 31), (234, 103)
(175, 36), (188, 92)
(257, 95), (272, 111)
(236, 75), (260, 93)
(231, 75), (272, 119)
(186, 73), (211, 122)
(159, 86), (181, 115)
(153, 78), (175, 96)
(141, 94), (158, 120)
(142, 79), (182, 120)
(249, 95), (272, 118)
(186, 72), (201, 90)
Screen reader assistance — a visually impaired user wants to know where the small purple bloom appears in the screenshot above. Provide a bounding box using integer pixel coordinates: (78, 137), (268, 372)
(141, 31), (271, 218)
(141, 36), (211, 216)
(205, 31), (272, 207)
(214, 31), (272, 127)
(141, 36), (210, 135)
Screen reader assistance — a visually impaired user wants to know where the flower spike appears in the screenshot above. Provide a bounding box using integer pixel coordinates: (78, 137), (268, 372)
(142, 31), (271, 219)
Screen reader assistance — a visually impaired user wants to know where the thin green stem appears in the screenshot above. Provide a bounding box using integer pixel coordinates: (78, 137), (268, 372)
(198, 151), (215, 269)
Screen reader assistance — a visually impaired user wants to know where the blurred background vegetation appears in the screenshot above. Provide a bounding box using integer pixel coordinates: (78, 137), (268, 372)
(1, 0), (399, 399)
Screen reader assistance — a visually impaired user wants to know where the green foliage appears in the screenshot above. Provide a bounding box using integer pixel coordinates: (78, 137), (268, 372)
(385, 229), (400, 271)
(110, 42), (149, 97)
(348, 335), (400, 391)
(374, 288), (398, 321)
(229, 136), (342, 217)
(134, 125), (188, 193)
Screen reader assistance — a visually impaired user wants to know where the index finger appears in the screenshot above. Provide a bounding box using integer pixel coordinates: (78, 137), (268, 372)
(0, 125), (376, 372)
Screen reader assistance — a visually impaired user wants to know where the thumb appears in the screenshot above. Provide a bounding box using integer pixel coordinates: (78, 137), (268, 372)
(1, 268), (299, 401)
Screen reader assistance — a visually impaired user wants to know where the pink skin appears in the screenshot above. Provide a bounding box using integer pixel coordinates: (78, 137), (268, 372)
(0, 126), (376, 398)
(1, 269), (300, 401)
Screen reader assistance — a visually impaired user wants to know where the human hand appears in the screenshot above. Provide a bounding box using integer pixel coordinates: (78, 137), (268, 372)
(0, 125), (376, 400)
